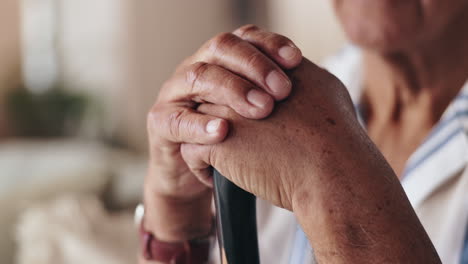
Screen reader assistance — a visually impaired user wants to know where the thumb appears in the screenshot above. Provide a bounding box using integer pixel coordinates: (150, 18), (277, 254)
(180, 143), (217, 187)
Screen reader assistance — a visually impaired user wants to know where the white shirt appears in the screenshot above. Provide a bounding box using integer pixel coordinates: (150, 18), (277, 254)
(210, 46), (468, 264)
(320, 46), (468, 264)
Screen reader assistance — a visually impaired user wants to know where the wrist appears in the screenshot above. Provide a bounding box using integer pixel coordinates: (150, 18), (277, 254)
(136, 204), (214, 264)
(144, 187), (213, 242)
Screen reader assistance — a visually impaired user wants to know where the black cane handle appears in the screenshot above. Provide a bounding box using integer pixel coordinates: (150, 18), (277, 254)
(213, 169), (260, 264)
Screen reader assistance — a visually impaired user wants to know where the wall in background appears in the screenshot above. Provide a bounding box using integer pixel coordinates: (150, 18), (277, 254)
(268, 0), (346, 62)
(0, 0), (21, 138)
(123, 0), (238, 151)
(58, 0), (128, 140)
(124, 0), (346, 151)
(2, 0), (346, 148)
(20, 0), (128, 140)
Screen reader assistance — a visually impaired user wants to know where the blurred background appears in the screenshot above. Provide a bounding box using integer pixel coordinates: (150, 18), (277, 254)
(0, 0), (345, 263)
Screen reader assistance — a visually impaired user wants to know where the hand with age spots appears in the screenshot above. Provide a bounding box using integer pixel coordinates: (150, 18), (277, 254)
(180, 57), (359, 211)
(143, 25), (303, 245)
(181, 57), (441, 263)
(143, 21), (441, 263)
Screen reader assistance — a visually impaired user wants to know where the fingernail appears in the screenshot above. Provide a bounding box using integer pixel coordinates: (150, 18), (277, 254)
(266, 70), (291, 96)
(247, 89), (270, 108)
(206, 119), (222, 134)
(279, 45), (299, 60)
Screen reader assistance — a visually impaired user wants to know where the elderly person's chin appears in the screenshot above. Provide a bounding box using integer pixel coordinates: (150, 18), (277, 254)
(332, 0), (468, 53)
(341, 20), (422, 53)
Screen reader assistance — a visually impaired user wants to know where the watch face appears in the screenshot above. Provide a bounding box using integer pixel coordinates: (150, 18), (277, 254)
(134, 203), (144, 227)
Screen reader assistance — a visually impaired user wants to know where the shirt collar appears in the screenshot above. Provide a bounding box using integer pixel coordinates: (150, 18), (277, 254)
(401, 83), (468, 207)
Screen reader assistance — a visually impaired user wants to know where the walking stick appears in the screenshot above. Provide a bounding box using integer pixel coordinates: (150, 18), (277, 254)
(213, 169), (260, 264)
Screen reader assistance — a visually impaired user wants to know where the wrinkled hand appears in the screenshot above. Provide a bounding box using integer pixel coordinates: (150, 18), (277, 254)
(181, 58), (362, 210)
(147, 25), (302, 198)
(181, 57), (442, 264)
(143, 26), (440, 264)
(145, 25), (302, 241)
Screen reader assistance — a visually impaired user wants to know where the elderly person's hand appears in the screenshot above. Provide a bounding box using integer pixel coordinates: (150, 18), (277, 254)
(182, 58), (358, 210)
(181, 58), (441, 263)
(144, 25), (303, 242)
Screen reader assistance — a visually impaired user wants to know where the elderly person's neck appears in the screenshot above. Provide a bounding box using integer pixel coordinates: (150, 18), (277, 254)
(363, 15), (468, 125)
(361, 10), (468, 176)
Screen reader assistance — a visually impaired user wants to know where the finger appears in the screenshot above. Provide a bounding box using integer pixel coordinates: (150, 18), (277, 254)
(180, 143), (214, 188)
(233, 24), (303, 69)
(196, 104), (235, 121)
(148, 106), (229, 145)
(195, 33), (292, 100)
(173, 62), (274, 119)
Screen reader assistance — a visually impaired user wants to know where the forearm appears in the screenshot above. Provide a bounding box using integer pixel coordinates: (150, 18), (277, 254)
(292, 127), (441, 263)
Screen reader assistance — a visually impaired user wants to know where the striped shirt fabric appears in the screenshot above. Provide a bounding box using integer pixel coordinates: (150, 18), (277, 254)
(289, 47), (468, 264)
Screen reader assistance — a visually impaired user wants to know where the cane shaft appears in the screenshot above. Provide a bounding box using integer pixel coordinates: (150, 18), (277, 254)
(213, 169), (260, 264)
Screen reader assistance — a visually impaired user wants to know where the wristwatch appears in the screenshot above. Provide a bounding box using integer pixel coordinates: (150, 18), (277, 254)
(134, 204), (213, 264)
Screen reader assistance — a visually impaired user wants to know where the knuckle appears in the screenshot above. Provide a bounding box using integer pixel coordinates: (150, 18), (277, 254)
(182, 116), (198, 137)
(219, 74), (235, 92)
(167, 109), (185, 139)
(185, 62), (210, 92)
(234, 24), (260, 38)
(265, 33), (292, 48)
(208, 32), (240, 54)
(222, 75), (246, 94)
(243, 51), (266, 69)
